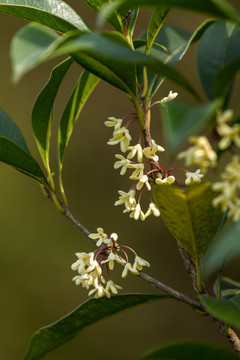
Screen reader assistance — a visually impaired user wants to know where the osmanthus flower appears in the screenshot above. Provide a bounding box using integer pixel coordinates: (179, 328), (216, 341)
(143, 202), (160, 220)
(104, 116), (122, 131)
(160, 90), (178, 104)
(143, 140), (165, 162)
(136, 174), (152, 191)
(217, 122), (240, 150)
(114, 189), (136, 210)
(114, 154), (133, 175)
(89, 227), (109, 247)
(212, 155), (240, 221)
(185, 169), (204, 185)
(127, 143), (143, 163)
(107, 126), (132, 152)
(155, 175), (175, 185)
(177, 136), (217, 173)
(71, 228), (150, 298)
(129, 203), (145, 220)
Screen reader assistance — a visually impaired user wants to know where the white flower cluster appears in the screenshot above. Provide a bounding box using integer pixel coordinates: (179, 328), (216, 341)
(216, 110), (240, 150)
(71, 228), (150, 298)
(212, 155), (240, 222)
(177, 136), (217, 173)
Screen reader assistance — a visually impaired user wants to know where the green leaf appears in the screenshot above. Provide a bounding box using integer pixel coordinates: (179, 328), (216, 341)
(100, 0), (240, 27)
(214, 57), (240, 98)
(213, 277), (240, 300)
(0, 0), (88, 33)
(10, 23), (62, 83)
(0, 138), (47, 184)
(0, 108), (29, 153)
(203, 221), (240, 276)
(83, 0), (124, 32)
(53, 31), (199, 99)
(199, 293), (240, 330)
(162, 99), (221, 155)
(146, 7), (171, 55)
(153, 183), (222, 267)
(32, 57), (73, 175)
(197, 21), (240, 99)
(0, 109), (47, 183)
(138, 20), (215, 101)
(58, 70), (99, 169)
(24, 293), (170, 360)
(142, 340), (239, 359)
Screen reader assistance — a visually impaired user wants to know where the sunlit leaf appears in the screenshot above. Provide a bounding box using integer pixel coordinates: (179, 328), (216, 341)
(199, 293), (240, 330)
(153, 183), (222, 266)
(24, 293), (170, 360)
(162, 99), (221, 155)
(142, 340), (239, 359)
(32, 57), (73, 173)
(197, 21), (240, 99)
(0, 0), (88, 33)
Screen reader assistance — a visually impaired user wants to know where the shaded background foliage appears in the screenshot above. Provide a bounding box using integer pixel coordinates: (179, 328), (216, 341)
(0, 1), (240, 359)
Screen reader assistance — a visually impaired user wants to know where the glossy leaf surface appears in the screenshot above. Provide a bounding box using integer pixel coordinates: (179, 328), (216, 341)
(146, 7), (170, 55)
(142, 340), (239, 359)
(162, 99), (220, 154)
(197, 21), (240, 99)
(0, 0), (88, 33)
(32, 57), (73, 171)
(24, 293), (170, 360)
(153, 183), (222, 266)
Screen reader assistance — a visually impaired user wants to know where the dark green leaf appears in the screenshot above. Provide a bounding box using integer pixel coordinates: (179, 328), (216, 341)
(100, 0), (240, 27)
(197, 21), (240, 99)
(213, 277), (240, 300)
(146, 7), (171, 55)
(0, 137), (47, 184)
(58, 70), (99, 168)
(24, 293), (170, 360)
(10, 23), (62, 83)
(53, 31), (199, 99)
(0, 0), (88, 33)
(83, 0), (124, 32)
(32, 57), (73, 172)
(0, 108), (29, 153)
(153, 183), (222, 266)
(142, 340), (239, 359)
(203, 221), (240, 276)
(199, 293), (240, 330)
(162, 100), (221, 155)
(214, 57), (240, 98)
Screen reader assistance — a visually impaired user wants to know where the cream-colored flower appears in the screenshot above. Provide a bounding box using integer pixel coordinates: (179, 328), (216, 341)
(143, 202), (160, 220)
(185, 169), (204, 185)
(133, 256), (150, 271)
(114, 154), (132, 175)
(160, 90), (178, 104)
(127, 143), (144, 163)
(122, 262), (139, 278)
(105, 280), (122, 294)
(217, 123), (240, 150)
(107, 126), (132, 152)
(136, 174), (151, 191)
(143, 140), (165, 162)
(228, 200), (240, 222)
(101, 252), (117, 270)
(155, 175), (175, 185)
(114, 189), (136, 210)
(88, 284), (111, 298)
(104, 116), (122, 131)
(177, 136), (217, 173)
(129, 203), (145, 220)
(89, 227), (108, 247)
(129, 164), (145, 180)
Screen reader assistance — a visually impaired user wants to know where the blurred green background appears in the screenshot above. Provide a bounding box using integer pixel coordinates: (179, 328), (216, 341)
(1, 1), (240, 359)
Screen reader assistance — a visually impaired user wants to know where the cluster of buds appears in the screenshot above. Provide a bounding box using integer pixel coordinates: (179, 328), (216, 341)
(71, 228), (150, 298)
(105, 91), (204, 220)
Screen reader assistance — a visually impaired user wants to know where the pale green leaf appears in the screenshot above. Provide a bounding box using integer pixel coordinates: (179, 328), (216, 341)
(153, 183), (222, 266)
(24, 293), (170, 360)
(0, 0), (88, 33)
(146, 7), (171, 54)
(213, 277), (240, 300)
